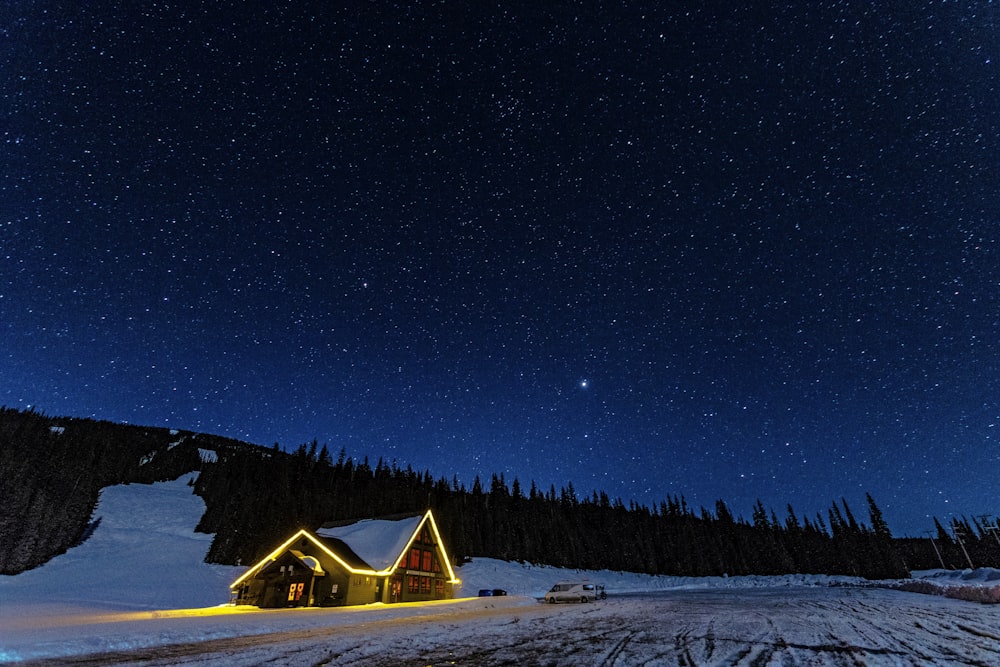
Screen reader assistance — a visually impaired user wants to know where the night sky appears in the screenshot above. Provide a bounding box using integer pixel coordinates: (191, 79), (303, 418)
(3, 2), (998, 536)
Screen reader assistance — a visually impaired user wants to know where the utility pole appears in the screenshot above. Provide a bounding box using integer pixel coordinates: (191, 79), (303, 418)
(923, 530), (946, 569)
(976, 515), (1000, 548)
(953, 525), (975, 570)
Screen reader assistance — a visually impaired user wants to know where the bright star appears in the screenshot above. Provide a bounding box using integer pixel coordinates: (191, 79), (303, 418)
(580, 379), (589, 389)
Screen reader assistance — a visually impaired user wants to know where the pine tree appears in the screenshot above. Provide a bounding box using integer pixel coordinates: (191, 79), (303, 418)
(866, 493), (891, 538)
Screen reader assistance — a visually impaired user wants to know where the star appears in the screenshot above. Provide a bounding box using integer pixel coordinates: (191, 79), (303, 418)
(3, 0), (994, 538)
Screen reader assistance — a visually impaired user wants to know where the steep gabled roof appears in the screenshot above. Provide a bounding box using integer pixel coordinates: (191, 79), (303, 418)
(230, 509), (460, 590)
(309, 537), (369, 570)
(316, 514), (422, 571)
(257, 549), (326, 577)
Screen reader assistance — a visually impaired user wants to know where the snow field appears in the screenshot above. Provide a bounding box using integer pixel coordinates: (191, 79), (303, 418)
(2, 476), (998, 665)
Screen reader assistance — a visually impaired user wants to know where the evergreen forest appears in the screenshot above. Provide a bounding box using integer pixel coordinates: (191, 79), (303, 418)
(2, 408), (997, 580)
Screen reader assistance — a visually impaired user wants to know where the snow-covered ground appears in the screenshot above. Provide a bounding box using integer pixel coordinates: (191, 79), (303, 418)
(2, 476), (999, 665)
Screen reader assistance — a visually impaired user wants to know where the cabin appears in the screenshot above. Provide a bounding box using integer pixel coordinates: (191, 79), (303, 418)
(229, 509), (460, 608)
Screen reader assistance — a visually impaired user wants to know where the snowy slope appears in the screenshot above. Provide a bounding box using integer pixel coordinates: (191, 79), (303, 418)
(2, 475), (999, 664)
(5, 474), (996, 612)
(0, 474), (242, 612)
(458, 557), (871, 598)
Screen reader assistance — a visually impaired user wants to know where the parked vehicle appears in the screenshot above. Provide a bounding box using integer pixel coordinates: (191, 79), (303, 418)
(478, 588), (508, 597)
(544, 581), (599, 603)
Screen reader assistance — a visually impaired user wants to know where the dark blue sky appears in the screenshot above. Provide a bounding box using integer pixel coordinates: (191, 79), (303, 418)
(3, 1), (998, 536)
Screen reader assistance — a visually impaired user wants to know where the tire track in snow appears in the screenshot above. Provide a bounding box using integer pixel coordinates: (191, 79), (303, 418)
(703, 618), (716, 662)
(672, 628), (696, 666)
(596, 630), (635, 666)
(28, 588), (1000, 666)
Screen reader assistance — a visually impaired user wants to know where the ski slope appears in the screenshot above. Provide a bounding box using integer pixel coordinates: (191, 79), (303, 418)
(1, 476), (998, 665)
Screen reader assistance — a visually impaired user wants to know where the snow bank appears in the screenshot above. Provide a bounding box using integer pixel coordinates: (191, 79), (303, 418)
(895, 568), (1000, 604)
(456, 558), (870, 598)
(913, 567), (1000, 584)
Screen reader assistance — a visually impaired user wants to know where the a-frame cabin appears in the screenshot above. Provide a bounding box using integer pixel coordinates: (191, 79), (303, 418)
(229, 510), (460, 607)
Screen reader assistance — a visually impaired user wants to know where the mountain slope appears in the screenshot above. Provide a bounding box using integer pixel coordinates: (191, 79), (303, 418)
(0, 474), (241, 611)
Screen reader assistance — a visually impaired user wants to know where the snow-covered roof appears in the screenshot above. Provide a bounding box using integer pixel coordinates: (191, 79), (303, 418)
(316, 515), (422, 571)
(230, 509), (460, 589)
(289, 551), (325, 575)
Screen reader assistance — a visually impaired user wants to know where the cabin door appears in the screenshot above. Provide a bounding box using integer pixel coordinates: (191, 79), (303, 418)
(285, 577), (310, 607)
(389, 575), (403, 603)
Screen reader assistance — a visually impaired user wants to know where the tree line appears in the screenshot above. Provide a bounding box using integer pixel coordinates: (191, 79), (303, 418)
(3, 407), (997, 578)
(193, 436), (914, 579)
(0, 407), (202, 573)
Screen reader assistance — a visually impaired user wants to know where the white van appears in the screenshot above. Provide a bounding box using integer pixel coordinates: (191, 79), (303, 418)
(544, 581), (598, 603)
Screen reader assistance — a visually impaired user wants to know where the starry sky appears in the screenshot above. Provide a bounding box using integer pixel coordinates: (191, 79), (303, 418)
(3, 1), (998, 536)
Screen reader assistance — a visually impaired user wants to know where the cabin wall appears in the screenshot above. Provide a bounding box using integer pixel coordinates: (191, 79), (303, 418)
(396, 522), (455, 602)
(249, 573), (310, 608)
(231, 516), (458, 608)
(304, 550), (368, 607)
(311, 569), (349, 606)
(343, 573), (379, 606)
(234, 568), (453, 607)
(399, 573), (453, 603)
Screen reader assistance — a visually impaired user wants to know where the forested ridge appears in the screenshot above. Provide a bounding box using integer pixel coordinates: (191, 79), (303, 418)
(3, 408), (997, 578)
(0, 407), (204, 572)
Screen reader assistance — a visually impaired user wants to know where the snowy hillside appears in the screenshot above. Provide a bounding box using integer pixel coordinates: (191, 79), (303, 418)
(0, 474), (867, 612)
(1, 476), (998, 664)
(0, 474), (241, 612)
